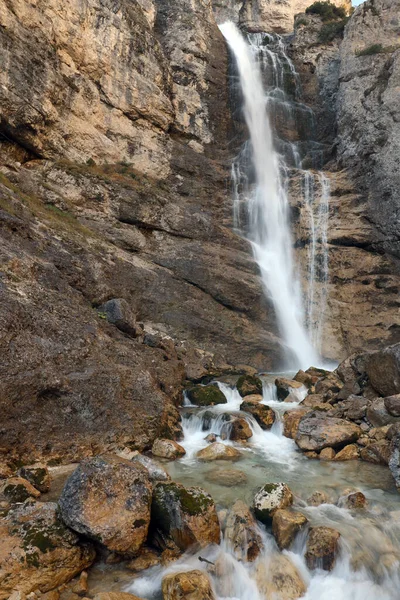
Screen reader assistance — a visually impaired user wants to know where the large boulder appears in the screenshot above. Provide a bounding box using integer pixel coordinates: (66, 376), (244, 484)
(255, 555), (306, 600)
(367, 344), (400, 397)
(151, 482), (220, 551)
(296, 415), (361, 451)
(240, 400), (275, 430)
(305, 527), (340, 571)
(186, 385), (227, 407)
(0, 501), (95, 599)
(196, 443), (242, 462)
(283, 408), (308, 439)
(253, 483), (293, 524)
(236, 375), (263, 397)
(228, 417), (253, 441)
(162, 570), (215, 600)
(151, 439), (186, 460)
(58, 455), (152, 555)
(272, 509), (308, 550)
(225, 500), (263, 562)
(275, 378), (303, 401)
(18, 464), (51, 493)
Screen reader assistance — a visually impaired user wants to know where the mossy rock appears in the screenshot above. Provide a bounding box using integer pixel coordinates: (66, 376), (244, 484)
(186, 384), (227, 406)
(19, 464), (51, 493)
(253, 482), (293, 524)
(236, 375), (263, 397)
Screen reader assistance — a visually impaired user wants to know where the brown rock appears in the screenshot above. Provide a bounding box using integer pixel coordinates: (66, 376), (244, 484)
(334, 444), (359, 461)
(384, 395), (400, 417)
(255, 555), (306, 600)
(283, 408), (308, 439)
(243, 394), (263, 403)
(225, 500), (263, 562)
(0, 463), (13, 480)
(229, 417), (252, 441)
(304, 451), (318, 459)
(301, 395), (330, 410)
(236, 374), (263, 398)
(0, 477), (41, 503)
(240, 400), (275, 430)
(71, 571), (88, 597)
(367, 400), (400, 428)
(296, 415), (361, 451)
(360, 441), (391, 465)
(162, 570), (215, 600)
(319, 448), (336, 461)
(272, 509), (308, 550)
(18, 464), (51, 493)
(294, 369), (315, 388)
(307, 491), (330, 506)
(204, 433), (217, 444)
(127, 548), (161, 573)
(93, 595), (144, 600)
(275, 378), (303, 401)
(367, 344), (400, 397)
(253, 482), (293, 523)
(197, 443), (242, 462)
(152, 439), (186, 460)
(305, 526), (340, 571)
(342, 491), (367, 509)
(205, 468), (248, 487)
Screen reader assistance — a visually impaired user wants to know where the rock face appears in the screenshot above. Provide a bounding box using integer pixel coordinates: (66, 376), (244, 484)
(151, 482), (220, 551)
(253, 483), (293, 523)
(305, 526), (340, 571)
(58, 455), (152, 555)
(0, 501), (95, 599)
(225, 500), (263, 561)
(296, 415), (361, 451)
(162, 570), (215, 600)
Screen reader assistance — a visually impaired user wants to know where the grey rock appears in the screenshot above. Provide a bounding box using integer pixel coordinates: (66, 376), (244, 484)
(384, 395), (400, 417)
(98, 298), (138, 337)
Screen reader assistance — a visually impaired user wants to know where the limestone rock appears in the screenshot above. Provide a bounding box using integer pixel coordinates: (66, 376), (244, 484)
(236, 374), (263, 397)
(228, 417), (253, 441)
(186, 385), (227, 407)
(334, 444), (359, 461)
(254, 554), (306, 600)
(240, 400), (275, 430)
(319, 447), (336, 461)
(253, 483), (293, 524)
(205, 468), (248, 487)
(58, 455), (152, 556)
(162, 570), (215, 600)
(152, 439), (186, 460)
(151, 482), (220, 551)
(131, 454), (171, 482)
(307, 491), (330, 506)
(283, 408), (308, 439)
(0, 501), (95, 599)
(296, 415), (361, 451)
(18, 464), (51, 493)
(225, 500), (263, 562)
(0, 477), (41, 503)
(243, 394), (263, 403)
(196, 443), (242, 462)
(272, 509), (308, 550)
(384, 395), (400, 417)
(275, 378), (303, 401)
(305, 526), (340, 571)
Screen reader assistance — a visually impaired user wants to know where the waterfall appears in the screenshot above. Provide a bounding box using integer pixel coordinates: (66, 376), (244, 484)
(220, 22), (318, 369)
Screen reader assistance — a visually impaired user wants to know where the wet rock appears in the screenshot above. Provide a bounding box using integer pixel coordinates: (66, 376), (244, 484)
(367, 344), (400, 397)
(283, 408), (308, 439)
(275, 378), (303, 401)
(272, 509), (308, 550)
(0, 501), (95, 598)
(0, 477), (41, 503)
(255, 554), (306, 600)
(342, 491), (367, 509)
(151, 482), (220, 551)
(236, 374), (263, 397)
(301, 395), (330, 411)
(314, 373), (343, 397)
(307, 491), (330, 506)
(58, 455), (152, 556)
(319, 447), (336, 461)
(162, 570), (215, 600)
(334, 444), (359, 461)
(243, 394), (263, 403)
(296, 415), (361, 451)
(204, 433), (217, 443)
(228, 417), (252, 441)
(71, 570), (88, 596)
(18, 464), (51, 493)
(186, 385), (227, 407)
(304, 451), (318, 459)
(370, 425), (391, 441)
(361, 441), (391, 465)
(225, 500), (263, 562)
(131, 454), (171, 482)
(345, 396), (369, 421)
(127, 548), (161, 573)
(389, 430), (400, 489)
(294, 369), (316, 388)
(305, 526), (340, 571)
(384, 395), (400, 418)
(93, 594), (144, 600)
(205, 468), (248, 487)
(240, 400), (275, 430)
(253, 482), (293, 524)
(196, 443), (242, 462)
(152, 439), (186, 460)
(367, 400), (400, 428)
(98, 298), (138, 337)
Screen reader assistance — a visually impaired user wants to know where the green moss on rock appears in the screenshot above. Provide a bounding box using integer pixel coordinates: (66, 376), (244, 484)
(186, 384), (227, 406)
(236, 375), (263, 397)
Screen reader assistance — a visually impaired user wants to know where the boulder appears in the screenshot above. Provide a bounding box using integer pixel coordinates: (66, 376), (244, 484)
(367, 344), (400, 397)
(296, 415), (361, 451)
(18, 464), (51, 493)
(243, 394), (263, 403)
(132, 454), (171, 482)
(228, 417), (252, 441)
(282, 408), (308, 439)
(204, 433), (217, 443)
(162, 570), (215, 600)
(58, 455), (152, 555)
(205, 468), (248, 487)
(255, 555), (306, 600)
(275, 378), (303, 401)
(240, 400), (275, 430)
(342, 491), (367, 509)
(253, 483), (293, 524)
(0, 477), (41, 503)
(94, 594), (144, 600)
(236, 374), (263, 397)
(319, 448), (336, 461)
(225, 500), (263, 562)
(0, 501), (95, 599)
(152, 439), (186, 460)
(196, 443), (242, 462)
(294, 369), (316, 388)
(127, 547), (161, 572)
(305, 527), (340, 571)
(98, 298), (138, 337)
(186, 385), (227, 407)
(272, 509), (308, 550)
(367, 400), (400, 428)
(301, 395), (330, 410)
(334, 444), (359, 461)
(307, 491), (330, 506)
(384, 395), (400, 417)
(361, 441), (391, 465)
(345, 396), (369, 421)
(151, 482), (220, 551)
(314, 373), (343, 397)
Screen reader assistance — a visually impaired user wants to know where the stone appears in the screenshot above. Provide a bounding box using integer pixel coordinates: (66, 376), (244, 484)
(131, 454), (171, 482)
(151, 482), (220, 551)
(236, 374), (263, 397)
(186, 385), (227, 407)
(272, 509), (308, 550)
(294, 369), (315, 388)
(275, 378), (303, 401)
(342, 491), (367, 509)
(389, 431), (400, 488)
(18, 464), (51, 493)
(0, 501), (95, 599)
(225, 500), (263, 561)
(319, 447), (336, 461)
(314, 373), (343, 397)
(384, 395), (400, 417)
(204, 433), (217, 443)
(98, 298), (138, 337)
(126, 548), (161, 572)
(361, 441), (391, 465)
(304, 451), (318, 459)
(307, 491), (330, 506)
(296, 415), (361, 451)
(334, 444), (359, 461)
(58, 455), (152, 556)
(161, 570), (215, 600)
(367, 400), (400, 428)
(254, 555), (306, 600)
(228, 417), (252, 441)
(0, 463), (13, 479)
(71, 571), (88, 596)
(305, 526), (340, 571)
(205, 468), (248, 487)
(196, 443), (242, 462)
(367, 344), (400, 397)
(0, 477), (41, 503)
(243, 394), (263, 403)
(240, 400), (275, 430)
(345, 396), (369, 421)
(301, 395), (330, 410)
(282, 409), (308, 439)
(253, 482), (293, 524)
(151, 439), (186, 460)
(93, 595), (144, 600)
